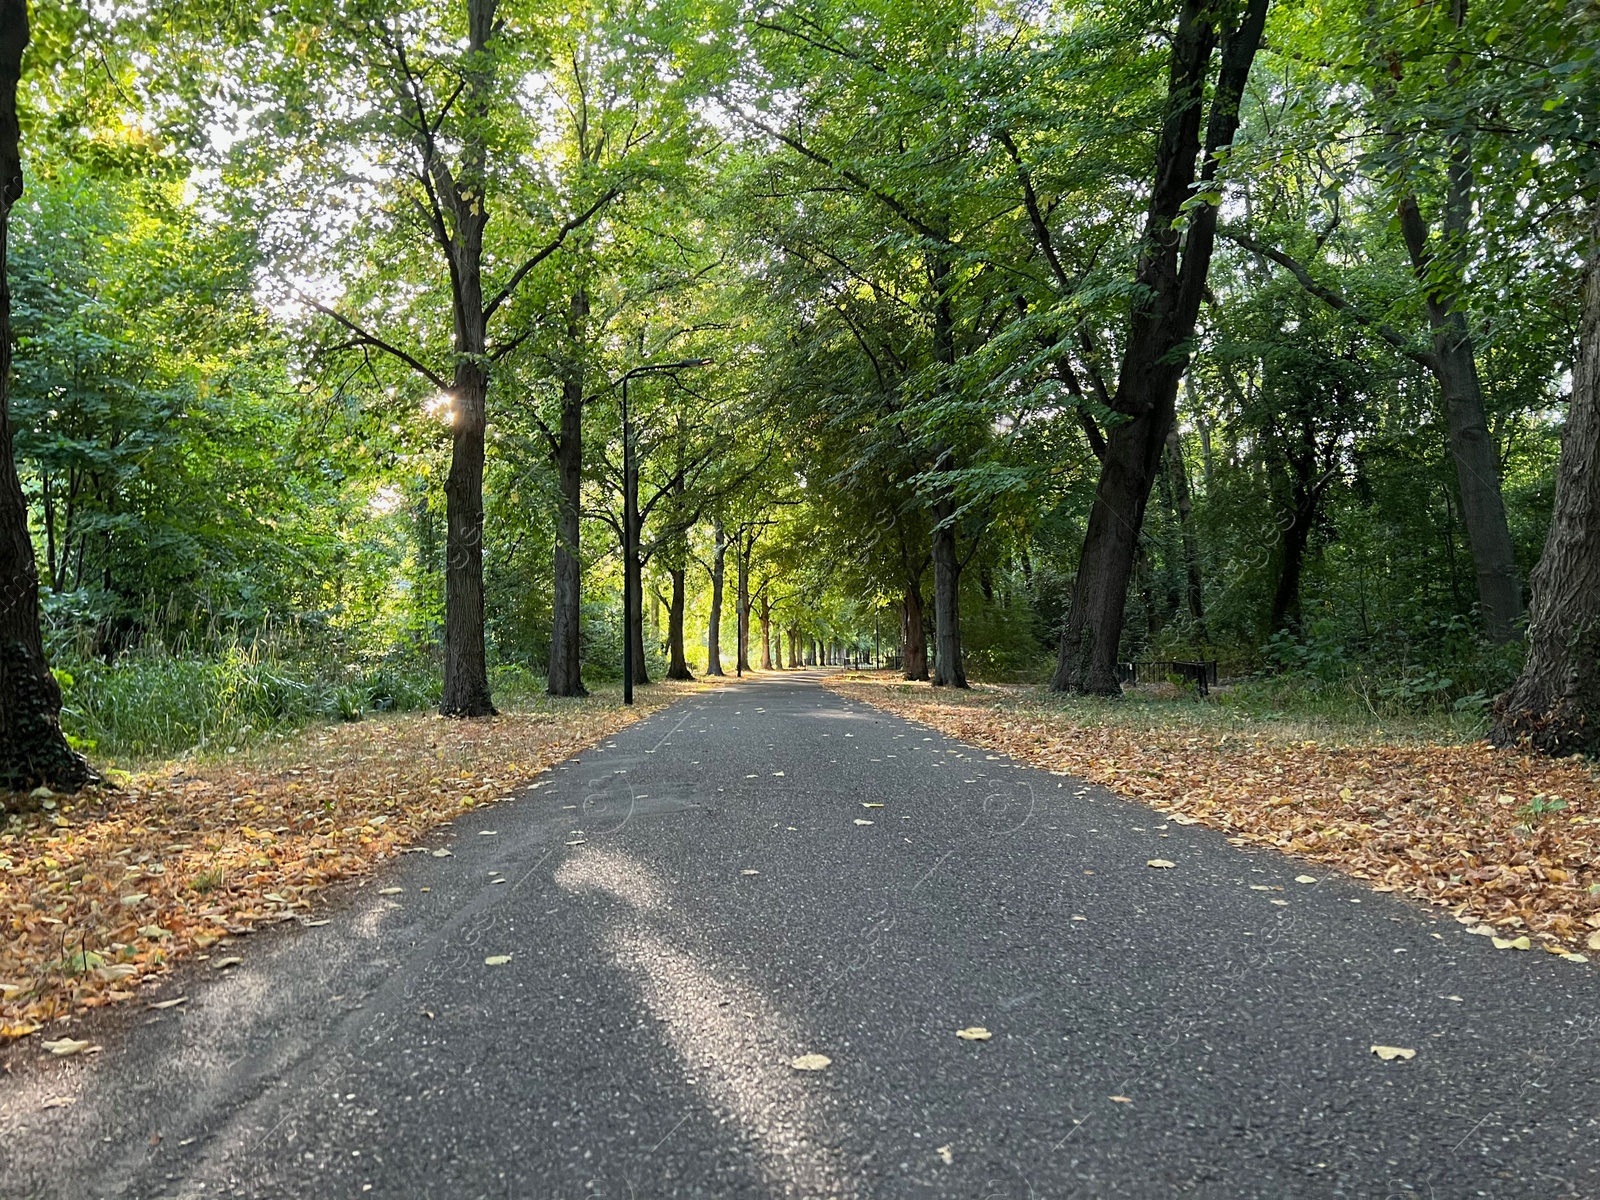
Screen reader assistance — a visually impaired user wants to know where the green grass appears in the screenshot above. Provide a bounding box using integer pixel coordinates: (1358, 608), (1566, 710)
(54, 645), (443, 763)
(989, 674), (1494, 746)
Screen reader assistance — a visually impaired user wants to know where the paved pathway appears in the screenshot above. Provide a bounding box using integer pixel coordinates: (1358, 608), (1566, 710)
(3, 671), (1598, 1198)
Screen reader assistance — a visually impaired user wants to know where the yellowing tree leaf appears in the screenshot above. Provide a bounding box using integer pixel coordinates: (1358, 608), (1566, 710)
(936, 1145), (953, 1164)
(1146, 859), (1176, 869)
(1371, 1045), (1416, 1061)
(212, 957), (243, 970)
(1586, 930), (1600, 951)
(790, 1053), (832, 1070)
(1294, 875), (1318, 884)
(1109, 1095), (1132, 1103)
(1, 1021), (41, 1040)
(484, 954), (512, 966)
(955, 1026), (992, 1041)
(378, 887), (404, 895)
(1491, 935), (1531, 950)
(862, 803), (883, 808)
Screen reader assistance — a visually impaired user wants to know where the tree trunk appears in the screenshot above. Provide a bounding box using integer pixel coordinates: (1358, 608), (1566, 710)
(666, 565), (692, 680)
(0, 0), (89, 794)
(930, 495), (967, 687)
(1052, 0), (1269, 695)
(1396, 193), (1523, 643)
(546, 286), (588, 697)
(759, 595), (773, 670)
(628, 562), (649, 686)
(1268, 440), (1318, 637)
(1492, 204), (1600, 753)
(788, 626), (798, 669)
(1165, 425), (1207, 638)
(736, 538), (751, 673)
(902, 588), (929, 680)
(705, 520), (726, 675)
(438, 0), (498, 717)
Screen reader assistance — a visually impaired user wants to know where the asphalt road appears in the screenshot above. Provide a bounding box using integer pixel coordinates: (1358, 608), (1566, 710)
(3, 670), (1598, 1200)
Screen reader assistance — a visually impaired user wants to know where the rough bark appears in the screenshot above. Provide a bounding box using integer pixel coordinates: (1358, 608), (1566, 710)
(901, 587), (929, 681)
(0, 0), (90, 795)
(546, 286), (588, 697)
(788, 626), (799, 670)
(759, 594), (773, 670)
(1052, 0), (1270, 695)
(1165, 425), (1207, 638)
(705, 520), (726, 675)
(930, 495), (967, 688)
(439, 0), (498, 717)
(666, 565), (691, 680)
(1268, 430), (1319, 636)
(1396, 193), (1523, 643)
(627, 561), (649, 686)
(1492, 204), (1600, 753)
(735, 535), (751, 673)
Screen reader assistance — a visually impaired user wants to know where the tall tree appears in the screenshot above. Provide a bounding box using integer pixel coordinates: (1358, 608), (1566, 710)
(0, 0), (88, 793)
(1052, 0), (1271, 693)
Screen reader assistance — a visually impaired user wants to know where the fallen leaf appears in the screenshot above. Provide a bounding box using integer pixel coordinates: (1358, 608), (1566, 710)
(1294, 875), (1318, 884)
(1270, 899), (1290, 906)
(147, 998), (187, 1010)
(484, 954), (512, 966)
(378, 887), (404, 896)
(955, 1026), (992, 1041)
(1146, 859), (1176, 869)
(478, 830), (498, 836)
(1371, 1045), (1416, 1061)
(936, 1145), (953, 1165)
(1465, 924), (1497, 937)
(431, 848), (452, 858)
(1109, 1095), (1132, 1104)
(790, 1053), (832, 1070)
(741, 869), (759, 876)
(854, 819), (874, 826)
(1491, 935), (1531, 951)
(1249, 884), (1272, 891)
(1564, 953), (1589, 963)
(40, 1096), (75, 1110)
(1587, 930), (1600, 951)
(1, 1021), (42, 1040)
(862, 802), (884, 808)
(212, 957), (243, 970)
(42, 1037), (93, 1056)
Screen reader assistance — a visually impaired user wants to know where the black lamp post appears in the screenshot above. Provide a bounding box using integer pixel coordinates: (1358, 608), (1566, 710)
(619, 358), (712, 705)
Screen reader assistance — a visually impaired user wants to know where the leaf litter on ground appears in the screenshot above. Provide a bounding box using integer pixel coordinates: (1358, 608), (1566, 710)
(2, 682), (713, 1039)
(830, 677), (1600, 960)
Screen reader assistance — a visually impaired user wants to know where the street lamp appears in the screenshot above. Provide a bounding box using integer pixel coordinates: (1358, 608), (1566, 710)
(618, 358), (713, 705)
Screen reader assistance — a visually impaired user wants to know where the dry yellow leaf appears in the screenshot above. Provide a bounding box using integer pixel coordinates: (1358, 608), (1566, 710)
(378, 887), (404, 896)
(1, 1021), (41, 1040)
(484, 954), (512, 966)
(790, 1053), (832, 1070)
(854, 819), (874, 826)
(42, 1037), (92, 1056)
(1491, 935), (1531, 951)
(1586, 930), (1600, 951)
(1294, 875), (1318, 884)
(936, 1145), (953, 1164)
(40, 1096), (75, 1110)
(862, 802), (884, 808)
(1146, 859), (1176, 869)
(1371, 1045), (1416, 1061)
(956, 1026), (992, 1041)
(1109, 1095), (1132, 1103)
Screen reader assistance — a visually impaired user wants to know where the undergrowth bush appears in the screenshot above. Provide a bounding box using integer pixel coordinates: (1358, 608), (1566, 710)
(54, 645), (441, 762)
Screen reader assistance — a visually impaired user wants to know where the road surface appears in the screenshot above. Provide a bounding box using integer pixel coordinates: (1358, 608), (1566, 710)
(3, 671), (1597, 1198)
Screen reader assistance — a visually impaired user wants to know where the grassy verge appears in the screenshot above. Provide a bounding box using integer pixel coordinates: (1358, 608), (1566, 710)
(1, 678), (720, 1044)
(829, 672), (1600, 962)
